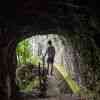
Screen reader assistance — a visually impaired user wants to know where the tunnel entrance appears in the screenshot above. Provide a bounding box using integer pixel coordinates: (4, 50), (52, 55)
(0, 29), (99, 100)
(1, 0), (100, 98)
(15, 34), (82, 99)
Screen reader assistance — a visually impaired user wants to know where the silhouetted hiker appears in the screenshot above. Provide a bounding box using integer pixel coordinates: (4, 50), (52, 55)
(44, 40), (55, 75)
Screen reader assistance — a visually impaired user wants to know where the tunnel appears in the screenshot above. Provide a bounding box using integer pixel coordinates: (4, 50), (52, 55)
(0, 0), (100, 100)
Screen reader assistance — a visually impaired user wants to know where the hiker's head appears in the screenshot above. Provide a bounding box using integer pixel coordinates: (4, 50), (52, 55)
(48, 40), (52, 46)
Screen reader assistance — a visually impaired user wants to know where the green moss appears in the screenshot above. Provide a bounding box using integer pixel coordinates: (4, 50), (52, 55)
(55, 64), (80, 94)
(24, 79), (40, 92)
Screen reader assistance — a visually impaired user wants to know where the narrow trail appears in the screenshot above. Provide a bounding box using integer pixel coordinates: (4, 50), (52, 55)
(44, 75), (79, 100)
(46, 75), (60, 97)
(16, 61), (81, 100)
(17, 75), (80, 100)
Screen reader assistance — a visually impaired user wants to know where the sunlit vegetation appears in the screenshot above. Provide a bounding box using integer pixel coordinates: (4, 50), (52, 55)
(16, 38), (41, 65)
(16, 39), (32, 65)
(16, 38), (41, 92)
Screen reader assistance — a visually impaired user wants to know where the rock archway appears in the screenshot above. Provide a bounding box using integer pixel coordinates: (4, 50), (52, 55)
(0, 1), (100, 98)
(0, 28), (100, 100)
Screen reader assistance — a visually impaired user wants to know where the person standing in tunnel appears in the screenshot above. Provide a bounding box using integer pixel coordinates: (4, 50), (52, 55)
(44, 40), (55, 75)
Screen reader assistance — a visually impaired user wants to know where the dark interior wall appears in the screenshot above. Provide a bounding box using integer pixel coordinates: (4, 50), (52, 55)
(0, 0), (15, 16)
(0, 45), (16, 100)
(0, 26), (17, 100)
(0, 0), (100, 16)
(16, 0), (47, 16)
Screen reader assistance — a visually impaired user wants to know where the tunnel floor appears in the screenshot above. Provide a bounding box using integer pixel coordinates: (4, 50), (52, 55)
(16, 75), (81, 100)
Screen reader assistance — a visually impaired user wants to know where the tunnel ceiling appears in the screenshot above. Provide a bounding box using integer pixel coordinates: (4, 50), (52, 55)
(0, 0), (100, 29)
(0, 0), (100, 46)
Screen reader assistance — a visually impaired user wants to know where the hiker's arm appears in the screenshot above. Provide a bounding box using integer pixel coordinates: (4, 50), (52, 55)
(53, 47), (56, 56)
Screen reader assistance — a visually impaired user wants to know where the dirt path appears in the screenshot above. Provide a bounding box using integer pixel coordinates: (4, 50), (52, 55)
(16, 75), (80, 100)
(46, 75), (60, 97)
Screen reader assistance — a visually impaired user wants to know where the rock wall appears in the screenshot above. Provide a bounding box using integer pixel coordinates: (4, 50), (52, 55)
(67, 33), (100, 98)
(0, 30), (17, 100)
(0, 30), (100, 99)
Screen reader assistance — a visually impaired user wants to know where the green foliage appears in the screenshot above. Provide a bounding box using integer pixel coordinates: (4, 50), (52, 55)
(30, 55), (42, 65)
(16, 38), (42, 92)
(16, 39), (32, 65)
(24, 78), (40, 92)
(16, 64), (40, 92)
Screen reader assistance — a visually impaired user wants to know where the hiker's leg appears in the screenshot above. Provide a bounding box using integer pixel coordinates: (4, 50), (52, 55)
(51, 58), (54, 75)
(47, 63), (49, 74)
(47, 58), (50, 75)
(51, 63), (54, 75)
